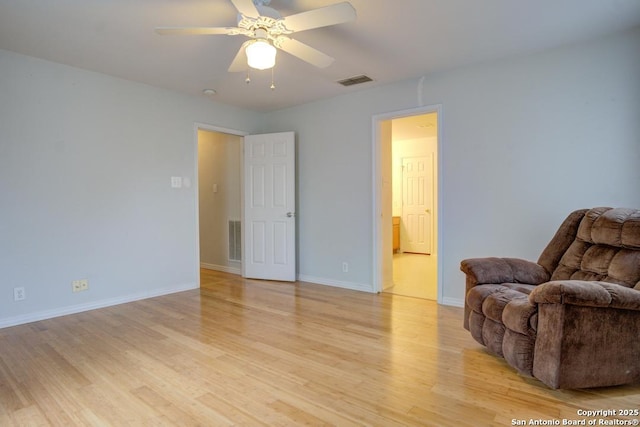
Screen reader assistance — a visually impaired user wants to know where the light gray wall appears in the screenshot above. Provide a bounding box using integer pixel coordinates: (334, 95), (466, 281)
(0, 49), (261, 327)
(2, 27), (639, 326)
(198, 130), (242, 273)
(259, 28), (640, 304)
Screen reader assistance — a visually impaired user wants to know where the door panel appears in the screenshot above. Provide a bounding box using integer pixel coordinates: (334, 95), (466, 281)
(251, 221), (266, 264)
(243, 132), (296, 281)
(402, 155), (433, 254)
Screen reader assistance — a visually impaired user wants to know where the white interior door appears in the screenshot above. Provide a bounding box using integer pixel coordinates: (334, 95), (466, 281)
(402, 155), (433, 254)
(243, 132), (296, 281)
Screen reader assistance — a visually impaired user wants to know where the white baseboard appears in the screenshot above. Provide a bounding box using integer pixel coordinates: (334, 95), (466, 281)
(441, 296), (465, 307)
(200, 262), (241, 275)
(297, 274), (374, 293)
(295, 275), (465, 309)
(0, 282), (199, 329)
(0, 274), (465, 329)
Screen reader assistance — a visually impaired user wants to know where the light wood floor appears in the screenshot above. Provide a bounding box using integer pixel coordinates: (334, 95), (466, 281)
(1, 270), (638, 426)
(387, 253), (438, 300)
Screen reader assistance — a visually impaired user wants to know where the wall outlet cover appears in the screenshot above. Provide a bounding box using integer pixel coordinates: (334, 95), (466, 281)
(13, 287), (26, 301)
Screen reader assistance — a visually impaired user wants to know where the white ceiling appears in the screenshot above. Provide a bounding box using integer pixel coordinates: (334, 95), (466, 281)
(393, 112), (437, 141)
(1, 0), (639, 112)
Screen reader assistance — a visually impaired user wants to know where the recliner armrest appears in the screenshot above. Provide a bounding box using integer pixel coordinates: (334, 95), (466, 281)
(460, 257), (550, 285)
(529, 280), (640, 311)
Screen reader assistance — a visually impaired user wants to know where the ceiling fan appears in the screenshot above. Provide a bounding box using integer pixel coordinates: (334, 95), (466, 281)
(155, 0), (356, 73)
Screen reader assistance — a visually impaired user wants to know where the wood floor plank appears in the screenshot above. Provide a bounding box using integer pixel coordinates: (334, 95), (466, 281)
(0, 269), (638, 426)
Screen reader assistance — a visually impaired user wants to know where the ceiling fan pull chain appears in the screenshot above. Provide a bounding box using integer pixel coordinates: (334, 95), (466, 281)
(246, 68), (251, 84)
(270, 67), (275, 90)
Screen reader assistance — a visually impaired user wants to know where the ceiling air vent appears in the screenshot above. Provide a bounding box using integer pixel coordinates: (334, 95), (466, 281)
(337, 75), (373, 87)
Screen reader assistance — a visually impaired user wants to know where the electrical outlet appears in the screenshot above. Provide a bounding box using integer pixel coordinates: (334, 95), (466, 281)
(13, 287), (26, 301)
(342, 262), (349, 273)
(72, 279), (89, 293)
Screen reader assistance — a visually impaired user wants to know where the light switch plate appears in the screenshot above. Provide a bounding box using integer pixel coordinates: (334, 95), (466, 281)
(171, 176), (182, 188)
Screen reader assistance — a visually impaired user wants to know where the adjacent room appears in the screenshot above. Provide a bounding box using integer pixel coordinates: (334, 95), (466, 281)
(1, 0), (639, 425)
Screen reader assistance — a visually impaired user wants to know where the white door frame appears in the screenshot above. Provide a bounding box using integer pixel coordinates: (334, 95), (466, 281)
(371, 104), (443, 302)
(193, 122), (248, 286)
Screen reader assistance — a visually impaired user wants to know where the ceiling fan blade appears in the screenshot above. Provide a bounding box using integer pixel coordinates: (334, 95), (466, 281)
(281, 2), (356, 33)
(228, 42), (250, 72)
(155, 27), (237, 35)
(230, 0), (260, 17)
(277, 37), (334, 68)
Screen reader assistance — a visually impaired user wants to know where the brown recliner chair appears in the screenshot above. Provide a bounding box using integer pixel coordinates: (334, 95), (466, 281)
(461, 207), (640, 389)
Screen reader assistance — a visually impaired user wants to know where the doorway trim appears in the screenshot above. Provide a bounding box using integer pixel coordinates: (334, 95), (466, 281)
(193, 122), (248, 286)
(371, 104), (443, 302)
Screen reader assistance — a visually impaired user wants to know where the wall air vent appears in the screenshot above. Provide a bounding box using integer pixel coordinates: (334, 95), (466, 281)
(337, 75), (373, 86)
(228, 220), (241, 262)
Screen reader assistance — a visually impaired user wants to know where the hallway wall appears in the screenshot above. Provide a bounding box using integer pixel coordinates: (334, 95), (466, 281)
(198, 130), (242, 273)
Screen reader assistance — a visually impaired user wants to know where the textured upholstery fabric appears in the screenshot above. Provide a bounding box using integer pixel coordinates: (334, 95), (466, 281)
(553, 207), (640, 286)
(537, 209), (589, 276)
(461, 258), (547, 329)
(533, 304), (640, 389)
(530, 280), (640, 310)
(461, 207), (640, 389)
(502, 298), (537, 335)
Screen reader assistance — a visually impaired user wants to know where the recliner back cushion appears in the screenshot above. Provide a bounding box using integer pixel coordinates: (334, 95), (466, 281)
(551, 208), (640, 289)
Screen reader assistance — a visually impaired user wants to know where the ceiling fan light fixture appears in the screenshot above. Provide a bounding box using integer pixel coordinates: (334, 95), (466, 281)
(246, 39), (276, 70)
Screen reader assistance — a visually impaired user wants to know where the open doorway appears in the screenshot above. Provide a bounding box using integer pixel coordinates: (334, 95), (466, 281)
(195, 125), (297, 283)
(196, 125), (245, 276)
(372, 106), (441, 301)
(388, 113), (438, 299)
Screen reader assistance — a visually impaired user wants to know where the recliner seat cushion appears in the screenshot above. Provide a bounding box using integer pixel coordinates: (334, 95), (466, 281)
(467, 284), (539, 374)
(482, 289), (527, 322)
(467, 285), (538, 342)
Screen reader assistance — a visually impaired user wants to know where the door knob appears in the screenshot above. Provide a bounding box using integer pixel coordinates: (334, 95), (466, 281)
(287, 212), (296, 218)
(425, 209), (431, 213)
